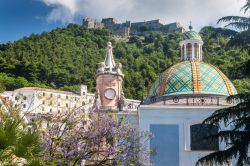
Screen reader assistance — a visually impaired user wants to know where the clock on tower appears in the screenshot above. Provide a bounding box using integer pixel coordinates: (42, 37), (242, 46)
(95, 42), (124, 111)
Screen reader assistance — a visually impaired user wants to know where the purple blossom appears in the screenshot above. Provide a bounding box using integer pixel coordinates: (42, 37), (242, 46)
(40, 108), (151, 165)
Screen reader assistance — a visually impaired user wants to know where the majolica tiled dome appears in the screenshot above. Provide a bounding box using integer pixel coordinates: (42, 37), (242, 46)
(149, 61), (237, 97)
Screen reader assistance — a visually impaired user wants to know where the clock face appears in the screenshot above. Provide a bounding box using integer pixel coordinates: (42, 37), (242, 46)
(104, 88), (116, 100)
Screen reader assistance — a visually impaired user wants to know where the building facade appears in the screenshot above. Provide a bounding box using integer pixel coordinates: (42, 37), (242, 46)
(0, 27), (239, 165)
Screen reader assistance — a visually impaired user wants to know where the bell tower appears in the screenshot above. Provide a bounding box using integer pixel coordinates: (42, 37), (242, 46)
(179, 25), (204, 61)
(95, 42), (124, 111)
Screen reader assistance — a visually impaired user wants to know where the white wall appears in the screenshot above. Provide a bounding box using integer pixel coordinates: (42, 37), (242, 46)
(139, 105), (229, 166)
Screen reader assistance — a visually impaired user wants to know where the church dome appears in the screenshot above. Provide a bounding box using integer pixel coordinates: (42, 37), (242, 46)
(149, 61), (237, 97)
(183, 30), (202, 41)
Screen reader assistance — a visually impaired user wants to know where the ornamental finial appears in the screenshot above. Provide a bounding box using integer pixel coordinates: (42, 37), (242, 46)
(104, 42), (116, 71)
(189, 21), (193, 31)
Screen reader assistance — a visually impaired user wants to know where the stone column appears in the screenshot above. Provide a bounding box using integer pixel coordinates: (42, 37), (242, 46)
(184, 44), (187, 61)
(200, 45), (203, 61)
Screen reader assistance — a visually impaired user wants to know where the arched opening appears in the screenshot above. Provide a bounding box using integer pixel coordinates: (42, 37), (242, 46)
(194, 43), (199, 60)
(187, 43), (192, 60)
(82, 101), (85, 106)
(182, 45), (185, 60)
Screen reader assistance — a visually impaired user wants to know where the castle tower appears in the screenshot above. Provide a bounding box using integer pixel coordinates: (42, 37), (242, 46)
(95, 42), (124, 111)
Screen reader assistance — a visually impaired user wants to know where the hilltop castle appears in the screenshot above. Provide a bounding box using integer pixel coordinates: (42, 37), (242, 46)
(82, 17), (185, 36)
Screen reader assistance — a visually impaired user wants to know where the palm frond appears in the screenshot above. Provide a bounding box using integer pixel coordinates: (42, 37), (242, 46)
(217, 16), (250, 30)
(241, 0), (250, 13)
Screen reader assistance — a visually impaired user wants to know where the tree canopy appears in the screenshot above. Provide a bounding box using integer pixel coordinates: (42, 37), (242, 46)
(0, 24), (249, 99)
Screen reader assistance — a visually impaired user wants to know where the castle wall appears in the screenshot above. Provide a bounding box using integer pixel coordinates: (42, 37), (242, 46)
(83, 17), (185, 36)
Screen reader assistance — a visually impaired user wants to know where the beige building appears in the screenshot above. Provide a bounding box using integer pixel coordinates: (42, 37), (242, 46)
(1, 85), (94, 120)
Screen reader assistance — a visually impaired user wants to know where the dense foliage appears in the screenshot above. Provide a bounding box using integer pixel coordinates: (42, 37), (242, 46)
(0, 24), (249, 99)
(0, 100), (44, 165)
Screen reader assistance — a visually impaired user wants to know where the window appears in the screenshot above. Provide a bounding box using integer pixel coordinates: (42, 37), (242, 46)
(42, 107), (44, 112)
(50, 109), (52, 113)
(23, 96), (27, 100)
(23, 104), (26, 108)
(50, 93), (53, 97)
(58, 102), (60, 106)
(66, 96), (68, 99)
(42, 100), (45, 104)
(66, 103), (68, 107)
(190, 124), (219, 151)
(82, 101), (85, 106)
(82, 92), (86, 95)
(58, 94), (61, 98)
(43, 93), (45, 97)
(50, 101), (53, 105)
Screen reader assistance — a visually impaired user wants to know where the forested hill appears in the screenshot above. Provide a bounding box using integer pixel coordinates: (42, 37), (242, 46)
(0, 24), (249, 99)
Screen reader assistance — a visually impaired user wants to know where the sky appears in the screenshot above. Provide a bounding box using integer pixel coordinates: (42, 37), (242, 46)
(0, 0), (246, 43)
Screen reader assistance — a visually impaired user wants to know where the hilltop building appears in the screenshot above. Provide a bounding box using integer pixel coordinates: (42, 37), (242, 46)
(0, 27), (239, 165)
(82, 17), (185, 36)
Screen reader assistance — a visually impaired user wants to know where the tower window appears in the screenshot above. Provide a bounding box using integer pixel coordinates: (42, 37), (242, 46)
(50, 93), (53, 97)
(190, 124), (219, 151)
(50, 109), (52, 113)
(66, 103), (68, 107)
(23, 104), (26, 108)
(82, 101), (85, 106)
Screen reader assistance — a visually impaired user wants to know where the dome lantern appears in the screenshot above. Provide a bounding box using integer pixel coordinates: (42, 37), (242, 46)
(179, 28), (203, 62)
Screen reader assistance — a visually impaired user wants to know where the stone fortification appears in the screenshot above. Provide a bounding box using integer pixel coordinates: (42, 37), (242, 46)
(83, 17), (185, 36)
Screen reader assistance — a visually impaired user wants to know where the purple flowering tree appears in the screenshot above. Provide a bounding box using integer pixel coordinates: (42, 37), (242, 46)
(40, 108), (151, 166)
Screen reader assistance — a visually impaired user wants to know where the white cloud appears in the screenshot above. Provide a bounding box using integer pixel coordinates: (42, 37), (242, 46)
(41, 0), (246, 30)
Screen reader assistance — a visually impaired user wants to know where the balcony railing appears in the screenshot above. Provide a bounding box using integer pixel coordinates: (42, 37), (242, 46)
(143, 95), (239, 106)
